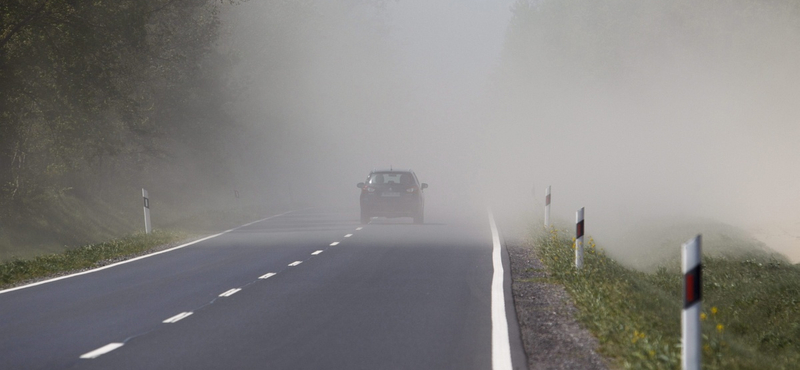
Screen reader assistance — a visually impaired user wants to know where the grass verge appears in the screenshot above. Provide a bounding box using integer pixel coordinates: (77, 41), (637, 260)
(0, 230), (186, 290)
(531, 226), (800, 369)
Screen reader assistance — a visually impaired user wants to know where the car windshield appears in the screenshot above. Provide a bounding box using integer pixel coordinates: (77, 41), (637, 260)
(368, 172), (414, 185)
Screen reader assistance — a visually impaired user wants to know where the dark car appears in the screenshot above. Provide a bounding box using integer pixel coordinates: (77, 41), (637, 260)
(357, 169), (428, 224)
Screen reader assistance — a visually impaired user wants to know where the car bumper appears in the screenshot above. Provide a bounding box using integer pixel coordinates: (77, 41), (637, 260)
(360, 195), (421, 217)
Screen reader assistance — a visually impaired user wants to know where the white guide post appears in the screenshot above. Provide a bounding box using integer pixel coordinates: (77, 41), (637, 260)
(575, 207), (584, 270)
(142, 188), (151, 234)
(544, 186), (551, 227)
(682, 235), (702, 370)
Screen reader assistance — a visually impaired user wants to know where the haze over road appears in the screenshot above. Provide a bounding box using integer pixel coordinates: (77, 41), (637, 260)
(0, 208), (524, 369)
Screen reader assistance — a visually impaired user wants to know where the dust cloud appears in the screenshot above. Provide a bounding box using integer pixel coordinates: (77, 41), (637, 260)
(219, 0), (800, 264)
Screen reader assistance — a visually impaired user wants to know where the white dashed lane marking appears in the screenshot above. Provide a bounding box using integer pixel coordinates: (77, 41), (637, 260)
(79, 216), (359, 362)
(163, 312), (193, 324)
(80, 343), (124, 359)
(219, 288), (241, 297)
(78, 211), (365, 362)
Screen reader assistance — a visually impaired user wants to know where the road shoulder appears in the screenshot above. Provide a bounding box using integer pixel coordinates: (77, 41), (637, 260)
(507, 241), (609, 370)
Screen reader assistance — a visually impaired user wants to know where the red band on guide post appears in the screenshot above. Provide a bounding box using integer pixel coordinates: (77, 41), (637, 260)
(684, 265), (702, 309)
(576, 220), (584, 238)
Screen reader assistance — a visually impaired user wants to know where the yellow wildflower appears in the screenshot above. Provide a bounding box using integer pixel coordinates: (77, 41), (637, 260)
(711, 307), (718, 315)
(717, 324), (724, 333)
(701, 313), (707, 321)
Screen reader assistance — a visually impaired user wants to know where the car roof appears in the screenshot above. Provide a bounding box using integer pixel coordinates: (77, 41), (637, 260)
(370, 169), (414, 174)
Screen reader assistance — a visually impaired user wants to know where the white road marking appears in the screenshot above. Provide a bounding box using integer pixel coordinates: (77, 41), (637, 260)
(344, 234), (353, 238)
(288, 261), (303, 266)
(163, 312), (193, 323)
(330, 242), (340, 246)
(0, 211), (295, 295)
(311, 250), (323, 255)
(219, 288), (241, 297)
(80, 343), (124, 359)
(259, 272), (276, 280)
(488, 210), (513, 370)
(356, 227), (363, 231)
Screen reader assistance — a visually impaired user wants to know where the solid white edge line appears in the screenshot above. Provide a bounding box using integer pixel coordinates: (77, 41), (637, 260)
(80, 342), (124, 359)
(163, 311), (193, 323)
(330, 242), (340, 246)
(488, 210), (513, 370)
(311, 250), (323, 255)
(288, 261), (303, 266)
(258, 272), (276, 279)
(0, 211), (294, 295)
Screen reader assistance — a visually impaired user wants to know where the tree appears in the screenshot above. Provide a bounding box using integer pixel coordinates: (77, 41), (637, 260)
(0, 0), (235, 239)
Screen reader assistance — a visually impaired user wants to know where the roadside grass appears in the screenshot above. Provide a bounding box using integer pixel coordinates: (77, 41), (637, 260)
(0, 189), (287, 263)
(0, 203), (288, 289)
(531, 226), (800, 369)
(0, 230), (186, 289)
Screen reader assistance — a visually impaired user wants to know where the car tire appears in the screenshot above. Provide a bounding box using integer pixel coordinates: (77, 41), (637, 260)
(360, 210), (370, 224)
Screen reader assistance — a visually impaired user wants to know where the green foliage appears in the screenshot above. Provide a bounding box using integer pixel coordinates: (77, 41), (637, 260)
(0, 0), (243, 247)
(0, 230), (184, 289)
(531, 227), (800, 369)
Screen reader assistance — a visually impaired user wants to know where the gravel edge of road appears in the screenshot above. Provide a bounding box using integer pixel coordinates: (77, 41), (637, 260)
(507, 239), (611, 370)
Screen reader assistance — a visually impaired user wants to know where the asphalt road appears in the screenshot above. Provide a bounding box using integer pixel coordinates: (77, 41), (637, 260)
(0, 208), (525, 369)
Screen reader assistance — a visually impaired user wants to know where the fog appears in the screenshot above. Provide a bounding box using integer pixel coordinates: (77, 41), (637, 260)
(218, 0), (800, 264)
